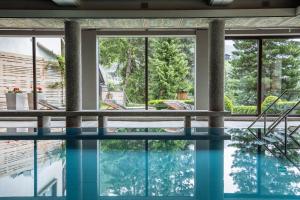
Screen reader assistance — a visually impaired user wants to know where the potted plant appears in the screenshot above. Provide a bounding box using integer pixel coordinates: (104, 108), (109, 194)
(5, 87), (27, 110)
(28, 86), (45, 110)
(176, 83), (191, 100)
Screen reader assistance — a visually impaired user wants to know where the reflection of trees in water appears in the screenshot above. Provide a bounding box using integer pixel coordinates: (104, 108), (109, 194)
(99, 140), (194, 196)
(148, 140), (194, 196)
(100, 140), (145, 196)
(228, 129), (300, 195)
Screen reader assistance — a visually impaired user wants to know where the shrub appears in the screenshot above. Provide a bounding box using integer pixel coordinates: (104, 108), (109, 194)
(277, 101), (299, 114)
(224, 96), (233, 112)
(183, 99), (194, 105)
(149, 99), (194, 110)
(232, 105), (257, 115)
(148, 100), (168, 110)
(261, 96), (281, 113)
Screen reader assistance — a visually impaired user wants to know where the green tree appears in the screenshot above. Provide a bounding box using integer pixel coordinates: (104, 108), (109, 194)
(226, 40), (258, 106)
(99, 38), (145, 104)
(227, 39), (300, 106)
(149, 38), (191, 100)
(46, 55), (65, 106)
(262, 39), (300, 99)
(228, 129), (300, 195)
(99, 139), (194, 196)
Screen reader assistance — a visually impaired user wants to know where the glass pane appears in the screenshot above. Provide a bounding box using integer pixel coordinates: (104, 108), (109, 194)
(0, 37), (33, 110)
(35, 37), (65, 110)
(98, 37), (145, 110)
(225, 40), (258, 115)
(0, 141), (34, 196)
(148, 37), (195, 110)
(262, 39), (300, 115)
(99, 140), (146, 196)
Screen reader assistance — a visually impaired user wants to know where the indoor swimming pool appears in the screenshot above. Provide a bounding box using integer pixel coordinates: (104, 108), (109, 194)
(0, 128), (299, 200)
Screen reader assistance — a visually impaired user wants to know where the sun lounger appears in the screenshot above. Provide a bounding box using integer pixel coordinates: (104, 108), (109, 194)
(163, 100), (194, 110)
(103, 100), (126, 110)
(38, 99), (62, 110)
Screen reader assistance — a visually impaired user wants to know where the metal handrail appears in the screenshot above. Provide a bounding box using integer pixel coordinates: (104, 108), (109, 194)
(265, 100), (300, 136)
(248, 90), (288, 129)
(289, 125), (300, 137)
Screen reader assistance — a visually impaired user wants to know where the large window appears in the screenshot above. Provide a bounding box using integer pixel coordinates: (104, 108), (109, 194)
(0, 37), (33, 110)
(262, 39), (300, 115)
(36, 37), (65, 109)
(98, 37), (145, 110)
(0, 36), (65, 111)
(148, 37), (195, 110)
(98, 36), (195, 111)
(225, 39), (258, 115)
(225, 38), (300, 115)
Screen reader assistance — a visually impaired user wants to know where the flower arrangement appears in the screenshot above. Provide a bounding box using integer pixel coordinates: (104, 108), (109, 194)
(5, 87), (23, 94)
(30, 85), (43, 93)
(37, 86), (43, 93)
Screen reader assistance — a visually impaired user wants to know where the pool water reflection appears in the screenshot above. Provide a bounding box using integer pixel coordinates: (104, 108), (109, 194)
(0, 128), (300, 199)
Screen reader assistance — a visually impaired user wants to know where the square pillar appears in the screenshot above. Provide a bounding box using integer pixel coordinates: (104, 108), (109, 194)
(195, 29), (209, 111)
(82, 29), (99, 110)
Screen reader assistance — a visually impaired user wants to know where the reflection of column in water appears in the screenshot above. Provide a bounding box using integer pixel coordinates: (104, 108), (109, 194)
(209, 135), (224, 200)
(195, 140), (210, 200)
(82, 140), (98, 200)
(66, 140), (82, 200)
(195, 128), (225, 200)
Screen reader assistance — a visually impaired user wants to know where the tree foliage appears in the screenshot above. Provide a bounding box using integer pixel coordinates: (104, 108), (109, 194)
(99, 140), (194, 196)
(99, 38), (145, 104)
(149, 38), (191, 100)
(226, 39), (300, 107)
(98, 37), (194, 104)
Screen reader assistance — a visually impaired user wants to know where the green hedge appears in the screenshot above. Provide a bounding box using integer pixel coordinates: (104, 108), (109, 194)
(148, 96), (300, 114)
(225, 96), (233, 112)
(261, 95), (298, 114)
(232, 105), (257, 115)
(148, 99), (194, 110)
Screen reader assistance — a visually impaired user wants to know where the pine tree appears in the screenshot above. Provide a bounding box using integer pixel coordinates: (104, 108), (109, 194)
(226, 39), (300, 106)
(262, 39), (300, 99)
(99, 38), (145, 104)
(226, 40), (258, 106)
(149, 38), (191, 100)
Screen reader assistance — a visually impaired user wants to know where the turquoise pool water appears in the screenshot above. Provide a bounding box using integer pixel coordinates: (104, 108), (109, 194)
(0, 128), (299, 200)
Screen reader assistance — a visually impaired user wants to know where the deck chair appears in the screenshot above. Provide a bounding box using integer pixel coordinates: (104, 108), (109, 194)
(38, 99), (62, 110)
(163, 100), (194, 110)
(103, 100), (126, 110)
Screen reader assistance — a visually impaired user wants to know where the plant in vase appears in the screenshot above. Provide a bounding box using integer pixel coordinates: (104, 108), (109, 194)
(28, 86), (45, 110)
(176, 83), (192, 100)
(5, 87), (26, 110)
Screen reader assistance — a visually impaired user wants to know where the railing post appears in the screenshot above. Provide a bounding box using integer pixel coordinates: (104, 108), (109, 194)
(37, 116), (51, 135)
(98, 115), (107, 136)
(264, 114), (267, 135)
(284, 116), (288, 155)
(185, 116), (192, 136)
